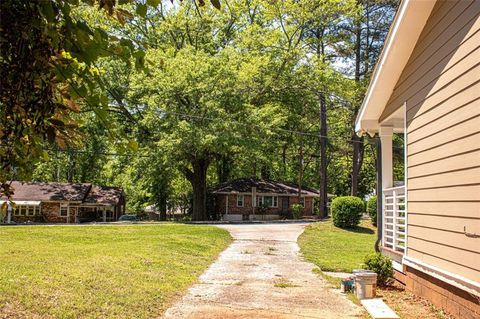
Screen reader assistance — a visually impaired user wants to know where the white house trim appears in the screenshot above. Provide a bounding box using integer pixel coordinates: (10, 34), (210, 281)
(403, 255), (480, 298)
(403, 102), (409, 256)
(355, 0), (436, 135)
(379, 126), (394, 190)
(0, 200), (41, 206)
(236, 194), (244, 207)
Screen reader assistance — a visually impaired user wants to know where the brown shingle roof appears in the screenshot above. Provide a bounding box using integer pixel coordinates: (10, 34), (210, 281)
(1, 181), (124, 204)
(84, 185), (124, 205)
(211, 178), (320, 197)
(1, 181), (91, 202)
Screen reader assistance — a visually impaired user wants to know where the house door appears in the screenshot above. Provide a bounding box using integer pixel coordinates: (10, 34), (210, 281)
(282, 197), (289, 213)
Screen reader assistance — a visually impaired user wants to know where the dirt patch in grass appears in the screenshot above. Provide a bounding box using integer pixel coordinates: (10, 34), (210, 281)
(377, 281), (454, 319)
(0, 302), (48, 319)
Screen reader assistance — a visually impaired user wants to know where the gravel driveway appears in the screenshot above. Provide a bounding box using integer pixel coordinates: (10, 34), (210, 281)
(163, 223), (363, 318)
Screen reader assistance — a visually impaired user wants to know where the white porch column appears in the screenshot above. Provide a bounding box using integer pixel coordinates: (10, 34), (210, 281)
(6, 201), (12, 224)
(102, 208), (106, 222)
(379, 126), (394, 189)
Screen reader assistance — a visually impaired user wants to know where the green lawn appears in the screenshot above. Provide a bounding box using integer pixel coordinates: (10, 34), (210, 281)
(0, 224), (231, 318)
(298, 219), (376, 272)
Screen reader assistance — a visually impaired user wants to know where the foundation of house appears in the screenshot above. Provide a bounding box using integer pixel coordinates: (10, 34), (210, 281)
(222, 214), (281, 222)
(393, 266), (480, 319)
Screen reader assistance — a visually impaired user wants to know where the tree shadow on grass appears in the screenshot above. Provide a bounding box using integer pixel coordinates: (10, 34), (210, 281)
(344, 226), (375, 234)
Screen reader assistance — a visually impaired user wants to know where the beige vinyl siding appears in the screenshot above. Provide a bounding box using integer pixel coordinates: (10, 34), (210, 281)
(406, 83), (480, 133)
(408, 149), (480, 177)
(380, 0), (480, 120)
(408, 167), (480, 190)
(407, 98), (479, 142)
(407, 115), (480, 155)
(408, 186), (480, 202)
(408, 225), (479, 253)
(407, 202), (480, 219)
(393, 32), (480, 116)
(407, 132), (480, 167)
(381, 1), (480, 284)
(408, 214), (480, 234)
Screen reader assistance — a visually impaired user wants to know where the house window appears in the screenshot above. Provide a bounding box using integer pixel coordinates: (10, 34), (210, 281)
(14, 207), (22, 216)
(300, 197), (305, 207)
(27, 206), (35, 216)
(14, 205), (38, 216)
(258, 196), (278, 208)
(60, 204), (68, 217)
(237, 195), (244, 207)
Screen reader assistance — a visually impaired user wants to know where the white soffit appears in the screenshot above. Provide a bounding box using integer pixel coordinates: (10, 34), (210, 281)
(355, 0), (437, 135)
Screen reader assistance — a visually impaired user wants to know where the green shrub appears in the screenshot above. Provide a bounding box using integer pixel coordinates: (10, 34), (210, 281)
(363, 253), (393, 286)
(367, 196), (377, 226)
(291, 204), (303, 219)
(331, 196), (364, 228)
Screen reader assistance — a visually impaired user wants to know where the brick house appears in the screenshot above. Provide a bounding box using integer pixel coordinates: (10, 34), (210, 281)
(0, 181), (125, 223)
(211, 178), (320, 221)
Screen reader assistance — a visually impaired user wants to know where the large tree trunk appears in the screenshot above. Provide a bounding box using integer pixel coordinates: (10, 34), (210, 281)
(282, 143), (287, 178)
(261, 166), (270, 179)
(351, 135), (364, 196)
(319, 92), (328, 218)
(316, 28), (328, 218)
(159, 196), (167, 221)
(186, 158), (209, 221)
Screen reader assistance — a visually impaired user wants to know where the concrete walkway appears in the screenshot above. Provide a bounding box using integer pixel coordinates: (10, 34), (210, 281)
(163, 223), (363, 319)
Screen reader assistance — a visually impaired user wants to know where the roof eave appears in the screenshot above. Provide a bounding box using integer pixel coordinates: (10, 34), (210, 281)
(355, 0), (437, 136)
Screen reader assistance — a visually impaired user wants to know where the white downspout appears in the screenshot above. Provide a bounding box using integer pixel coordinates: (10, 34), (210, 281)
(403, 102), (409, 257)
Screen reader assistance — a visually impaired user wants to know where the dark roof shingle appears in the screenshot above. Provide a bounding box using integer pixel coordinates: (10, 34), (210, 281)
(1, 181), (124, 204)
(211, 178), (320, 197)
(84, 185), (124, 205)
(1, 181), (91, 202)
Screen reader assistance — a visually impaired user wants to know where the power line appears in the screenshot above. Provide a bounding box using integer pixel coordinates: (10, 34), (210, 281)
(152, 108), (377, 144)
(151, 108), (404, 150)
(1, 106), (403, 160)
(38, 105), (403, 158)
(45, 148), (151, 158)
